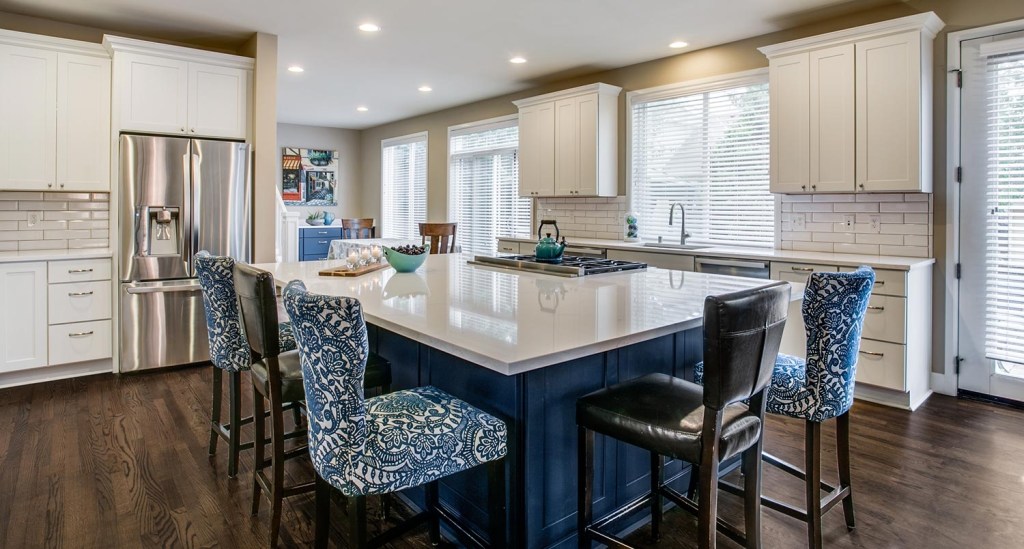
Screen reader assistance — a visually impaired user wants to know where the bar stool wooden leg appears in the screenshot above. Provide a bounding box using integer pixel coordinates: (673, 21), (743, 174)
(209, 367), (222, 455)
(698, 412), (723, 549)
(577, 426), (594, 549)
(805, 420), (823, 549)
(836, 412), (856, 530)
(742, 438), (764, 549)
(650, 452), (663, 542)
(349, 495), (368, 549)
(425, 480), (441, 546)
(314, 475), (330, 549)
(488, 458), (507, 549)
(228, 371), (243, 478)
(268, 387), (287, 547)
(251, 386), (266, 516)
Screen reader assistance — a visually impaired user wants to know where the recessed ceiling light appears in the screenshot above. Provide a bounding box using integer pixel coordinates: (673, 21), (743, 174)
(287, 65), (304, 73)
(356, 106), (369, 112)
(359, 23), (381, 32)
(669, 41), (689, 49)
(509, 56), (527, 64)
(418, 85), (433, 92)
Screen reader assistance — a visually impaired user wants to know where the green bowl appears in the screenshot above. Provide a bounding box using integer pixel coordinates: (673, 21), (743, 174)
(383, 245), (430, 272)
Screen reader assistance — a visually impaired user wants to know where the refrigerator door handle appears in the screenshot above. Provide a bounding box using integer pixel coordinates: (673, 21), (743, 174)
(191, 151), (202, 275)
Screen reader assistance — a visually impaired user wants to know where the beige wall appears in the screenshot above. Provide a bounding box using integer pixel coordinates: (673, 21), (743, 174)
(277, 123), (362, 219)
(240, 32), (278, 263)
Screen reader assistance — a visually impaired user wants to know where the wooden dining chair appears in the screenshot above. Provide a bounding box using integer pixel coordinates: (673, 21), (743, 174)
(341, 218), (375, 239)
(419, 222), (457, 254)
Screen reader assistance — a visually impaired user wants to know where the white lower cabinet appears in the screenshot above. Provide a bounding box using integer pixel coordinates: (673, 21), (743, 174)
(48, 280), (112, 324)
(0, 262), (49, 372)
(49, 320), (112, 366)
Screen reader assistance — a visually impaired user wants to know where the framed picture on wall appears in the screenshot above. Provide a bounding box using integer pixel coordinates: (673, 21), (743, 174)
(281, 148), (338, 206)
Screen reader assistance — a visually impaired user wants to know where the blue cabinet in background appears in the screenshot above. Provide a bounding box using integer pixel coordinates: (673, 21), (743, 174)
(299, 226), (341, 261)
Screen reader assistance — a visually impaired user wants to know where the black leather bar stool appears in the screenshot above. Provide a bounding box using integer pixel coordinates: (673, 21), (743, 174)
(576, 282), (790, 549)
(234, 263), (393, 547)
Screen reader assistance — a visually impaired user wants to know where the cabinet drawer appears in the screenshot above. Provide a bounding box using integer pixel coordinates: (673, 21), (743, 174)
(302, 238), (331, 257)
(497, 241), (520, 254)
(301, 227), (341, 239)
(855, 339), (905, 392)
(48, 258), (111, 283)
(48, 319), (111, 365)
(860, 295), (905, 344)
(840, 266), (905, 297)
(48, 280), (112, 324)
(771, 262), (838, 284)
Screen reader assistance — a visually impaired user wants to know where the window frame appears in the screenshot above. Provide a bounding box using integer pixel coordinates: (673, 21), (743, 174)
(625, 68), (780, 248)
(446, 114), (526, 255)
(380, 131), (428, 239)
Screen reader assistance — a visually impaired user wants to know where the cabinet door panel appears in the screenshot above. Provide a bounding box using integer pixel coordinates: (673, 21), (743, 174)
(518, 103), (555, 197)
(118, 53), (188, 134)
(0, 45), (57, 190)
(856, 32), (921, 192)
(57, 53), (111, 191)
(188, 63), (248, 139)
(575, 93), (598, 196)
(0, 262), (48, 372)
(769, 53), (809, 193)
(809, 44), (854, 192)
(554, 97), (578, 195)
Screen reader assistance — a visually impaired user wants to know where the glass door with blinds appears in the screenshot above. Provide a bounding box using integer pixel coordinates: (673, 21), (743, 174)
(958, 31), (1024, 401)
(630, 71), (774, 248)
(448, 116), (530, 255)
(381, 133), (428, 239)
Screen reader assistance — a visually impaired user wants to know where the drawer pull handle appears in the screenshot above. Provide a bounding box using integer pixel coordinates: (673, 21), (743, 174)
(68, 268), (94, 273)
(318, 231), (328, 235)
(791, 267), (814, 272)
(318, 240), (328, 244)
(68, 331), (94, 338)
(867, 306), (885, 311)
(68, 291), (94, 297)
(858, 350), (884, 358)
(875, 281), (886, 285)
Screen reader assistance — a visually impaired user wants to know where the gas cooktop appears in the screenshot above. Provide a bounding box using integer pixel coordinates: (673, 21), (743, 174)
(469, 254), (647, 278)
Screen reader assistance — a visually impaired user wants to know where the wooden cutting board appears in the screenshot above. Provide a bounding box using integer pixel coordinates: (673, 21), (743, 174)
(318, 262), (389, 277)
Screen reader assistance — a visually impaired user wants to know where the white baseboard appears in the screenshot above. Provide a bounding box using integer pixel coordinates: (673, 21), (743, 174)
(0, 358), (112, 389)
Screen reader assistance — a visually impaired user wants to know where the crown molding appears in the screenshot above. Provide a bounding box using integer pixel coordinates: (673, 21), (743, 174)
(0, 28), (108, 57)
(758, 12), (945, 58)
(513, 82), (622, 108)
(102, 34), (253, 69)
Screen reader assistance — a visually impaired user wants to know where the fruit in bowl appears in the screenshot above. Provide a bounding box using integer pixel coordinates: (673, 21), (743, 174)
(383, 244), (430, 272)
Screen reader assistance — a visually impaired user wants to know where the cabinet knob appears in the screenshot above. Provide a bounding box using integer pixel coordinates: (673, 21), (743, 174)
(811, 185), (817, 191)
(180, 127), (186, 133)
(801, 185), (806, 191)
(859, 183), (865, 190)
(48, 183), (53, 188)
(190, 128), (196, 133)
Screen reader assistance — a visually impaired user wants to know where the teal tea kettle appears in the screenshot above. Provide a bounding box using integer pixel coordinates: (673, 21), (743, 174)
(534, 219), (567, 262)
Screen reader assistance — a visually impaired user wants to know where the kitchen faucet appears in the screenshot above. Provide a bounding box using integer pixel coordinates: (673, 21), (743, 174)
(669, 202), (691, 245)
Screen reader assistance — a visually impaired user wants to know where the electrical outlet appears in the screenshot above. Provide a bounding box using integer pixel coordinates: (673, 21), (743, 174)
(27, 212), (39, 227)
(843, 214), (855, 228)
(869, 214), (881, 233)
(792, 213), (806, 231)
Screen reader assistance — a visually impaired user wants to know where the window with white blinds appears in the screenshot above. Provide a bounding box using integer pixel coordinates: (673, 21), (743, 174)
(630, 71), (773, 247)
(448, 117), (530, 255)
(381, 133), (427, 239)
(981, 40), (1024, 367)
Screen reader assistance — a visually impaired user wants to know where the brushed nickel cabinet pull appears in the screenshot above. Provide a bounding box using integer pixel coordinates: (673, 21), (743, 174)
(875, 280), (886, 285)
(68, 291), (94, 297)
(68, 331), (94, 338)
(318, 240), (328, 244)
(68, 268), (94, 273)
(858, 350), (884, 358)
(791, 267), (814, 272)
(867, 305), (885, 311)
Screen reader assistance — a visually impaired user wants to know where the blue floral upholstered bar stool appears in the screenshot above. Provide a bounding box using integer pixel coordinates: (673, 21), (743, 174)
(695, 266), (875, 549)
(195, 251), (297, 478)
(282, 280), (509, 549)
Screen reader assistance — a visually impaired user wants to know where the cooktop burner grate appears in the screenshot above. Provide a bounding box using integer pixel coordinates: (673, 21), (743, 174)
(468, 254), (647, 277)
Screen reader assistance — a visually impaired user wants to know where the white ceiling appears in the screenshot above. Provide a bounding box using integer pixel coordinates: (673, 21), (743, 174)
(0, 0), (864, 129)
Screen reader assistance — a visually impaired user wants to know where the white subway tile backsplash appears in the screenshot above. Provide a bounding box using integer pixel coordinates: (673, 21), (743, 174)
(44, 192), (91, 201)
(0, 221), (17, 231)
(0, 192), (44, 200)
(833, 202), (879, 213)
(18, 239), (66, 251)
(858, 193), (904, 202)
(0, 230), (41, 241)
(0, 212), (27, 220)
(880, 201), (928, 213)
(45, 210), (91, 220)
(0, 193), (110, 251)
(792, 241), (835, 253)
(834, 243), (880, 255)
(781, 231), (813, 242)
(91, 211), (109, 220)
(904, 235), (929, 247)
(856, 233), (905, 245)
(880, 245), (929, 258)
(881, 223), (929, 235)
(0, 242), (16, 252)
(69, 202), (108, 211)
(812, 194), (856, 202)
(21, 220), (67, 230)
(44, 229), (92, 240)
(68, 238), (108, 249)
(903, 213), (929, 224)
(0, 202), (15, 211)
(904, 193), (929, 202)
(813, 232), (856, 243)
(792, 202), (835, 213)
(19, 201), (67, 211)
(780, 194), (813, 203)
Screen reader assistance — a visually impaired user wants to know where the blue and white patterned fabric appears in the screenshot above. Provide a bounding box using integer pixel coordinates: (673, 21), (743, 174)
(693, 267), (875, 423)
(283, 280), (507, 496)
(195, 251), (295, 372)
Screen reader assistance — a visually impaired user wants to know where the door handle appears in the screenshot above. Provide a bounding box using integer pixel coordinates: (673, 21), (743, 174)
(68, 291), (94, 297)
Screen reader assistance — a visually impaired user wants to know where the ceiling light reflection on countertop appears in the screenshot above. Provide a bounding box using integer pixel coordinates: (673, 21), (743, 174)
(418, 85), (433, 92)
(287, 66), (304, 73)
(357, 106), (369, 112)
(669, 41), (689, 49)
(359, 23), (381, 32)
(509, 56), (527, 64)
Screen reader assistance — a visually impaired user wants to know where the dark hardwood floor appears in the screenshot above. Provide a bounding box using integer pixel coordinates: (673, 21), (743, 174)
(1, 366), (1022, 548)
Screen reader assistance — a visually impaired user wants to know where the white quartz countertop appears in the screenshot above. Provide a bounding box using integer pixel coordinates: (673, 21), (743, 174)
(500, 236), (934, 271)
(254, 254), (798, 376)
(0, 248), (113, 264)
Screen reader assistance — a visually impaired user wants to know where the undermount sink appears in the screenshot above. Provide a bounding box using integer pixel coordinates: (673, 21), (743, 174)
(641, 242), (711, 251)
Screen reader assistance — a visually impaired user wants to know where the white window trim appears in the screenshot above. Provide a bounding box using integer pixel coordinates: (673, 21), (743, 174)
(625, 67), (776, 247)
(942, 18), (1024, 397)
(380, 131), (428, 238)
(446, 114), (519, 216)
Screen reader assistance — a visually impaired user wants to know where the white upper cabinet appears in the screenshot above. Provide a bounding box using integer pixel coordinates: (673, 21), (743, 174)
(514, 83), (620, 198)
(0, 44), (57, 190)
(105, 36), (253, 140)
(0, 31), (111, 192)
(57, 52), (111, 191)
(761, 12), (943, 194)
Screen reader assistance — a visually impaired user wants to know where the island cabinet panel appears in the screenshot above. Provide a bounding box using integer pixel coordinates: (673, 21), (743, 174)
(367, 324), (705, 548)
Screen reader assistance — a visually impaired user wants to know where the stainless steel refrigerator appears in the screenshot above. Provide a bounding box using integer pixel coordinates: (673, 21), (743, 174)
(118, 134), (252, 372)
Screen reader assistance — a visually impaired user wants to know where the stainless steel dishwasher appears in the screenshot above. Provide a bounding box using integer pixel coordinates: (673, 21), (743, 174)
(694, 257), (770, 279)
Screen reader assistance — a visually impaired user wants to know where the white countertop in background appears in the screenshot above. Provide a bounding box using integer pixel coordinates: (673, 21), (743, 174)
(0, 248), (114, 264)
(500, 236), (934, 271)
(254, 254), (798, 376)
